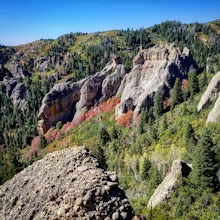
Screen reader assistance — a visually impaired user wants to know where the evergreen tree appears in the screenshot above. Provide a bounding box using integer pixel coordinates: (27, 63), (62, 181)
(190, 128), (219, 192)
(147, 164), (163, 198)
(183, 123), (196, 146)
(171, 78), (183, 109)
(183, 122), (197, 156)
(99, 125), (110, 146)
(188, 72), (199, 98)
(141, 157), (151, 180)
(138, 109), (147, 134)
(199, 72), (208, 92)
(153, 87), (164, 118)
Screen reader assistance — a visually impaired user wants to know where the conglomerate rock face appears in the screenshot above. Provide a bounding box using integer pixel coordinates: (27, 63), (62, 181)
(0, 146), (134, 220)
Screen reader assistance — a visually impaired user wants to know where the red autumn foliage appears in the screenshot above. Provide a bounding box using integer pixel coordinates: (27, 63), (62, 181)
(117, 110), (134, 127)
(61, 122), (75, 133)
(97, 97), (120, 114)
(44, 128), (61, 143)
(73, 113), (86, 126)
(84, 108), (96, 122)
(80, 97), (120, 122)
(26, 136), (40, 159)
(28, 97), (121, 158)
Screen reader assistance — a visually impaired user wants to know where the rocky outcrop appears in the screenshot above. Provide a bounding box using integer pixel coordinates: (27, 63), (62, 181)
(38, 80), (84, 133)
(0, 146), (133, 219)
(147, 160), (191, 209)
(34, 53), (74, 75)
(116, 44), (197, 117)
(38, 44), (196, 133)
(197, 71), (220, 112)
(38, 57), (129, 133)
(101, 65), (130, 102)
(1, 79), (28, 110)
(73, 58), (128, 121)
(6, 60), (30, 78)
(10, 83), (27, 109)
(207, 95), (220, 123)
(73, 61), (115, 121)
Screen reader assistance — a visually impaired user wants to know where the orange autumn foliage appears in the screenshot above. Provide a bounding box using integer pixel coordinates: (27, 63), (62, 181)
(117, 110), (134, 127)
(82, 97), (120, 122)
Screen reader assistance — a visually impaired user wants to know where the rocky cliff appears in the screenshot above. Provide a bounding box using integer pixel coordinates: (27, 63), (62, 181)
(38, 57), (129, 133)
(197, 71), (220, 124)
(116, 44), (197, 117)
(147, 160), (191, 209)
(0, 146), (134, 219)
(38, 44), (197, 133)
(0, 75), (27, 110)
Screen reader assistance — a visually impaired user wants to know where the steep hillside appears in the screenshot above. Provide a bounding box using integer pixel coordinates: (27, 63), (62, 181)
(0, 19), (220, 219)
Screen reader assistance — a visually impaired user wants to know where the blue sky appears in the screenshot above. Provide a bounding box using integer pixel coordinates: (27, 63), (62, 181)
(1, 0), (220, 46)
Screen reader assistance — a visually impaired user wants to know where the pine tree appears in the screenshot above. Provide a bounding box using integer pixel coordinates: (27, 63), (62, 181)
(141, 157), (151, 180)
(99, 125), (110, 146)
(171, 78), (183, 109)
(147, 164), (163, 198)
(183, 122), (197, 155)
(153, 87), (164, 118)
(188, 72), (199, 98)
(190, 128), (219, 192)
(199, 72), (207, 92)
(138, 109), (147, 134)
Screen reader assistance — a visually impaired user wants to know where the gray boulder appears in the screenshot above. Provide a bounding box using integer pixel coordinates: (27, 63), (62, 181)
(10, 83), (27, 110)
(147, 160), (191, 209)
(207, 94), (220, 123)
(116, 44), (197, 118)
(197, 71), (220, 112)
(6, 60), (30, 78)
(0, 146), (133, 220)
(4, 79), (27, 110)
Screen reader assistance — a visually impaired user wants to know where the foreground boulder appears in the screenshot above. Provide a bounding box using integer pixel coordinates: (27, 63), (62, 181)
(0, 146), (133, 219)
(147, 160), (191, 209)
(116, 44), (197, 117)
